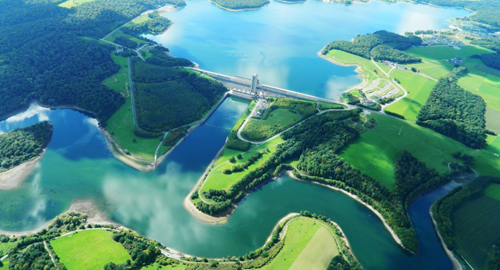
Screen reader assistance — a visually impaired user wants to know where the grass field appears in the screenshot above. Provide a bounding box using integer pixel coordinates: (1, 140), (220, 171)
(405, 46), (492, 61)
(384, 69), (437, 121)
(201, 137), (284, 194)
(59, 0), (95, 8)
(102, 54), (130, 97)
(319, 102), (346, 110)
(0, 241), (16, 255)
(51, 230), (131, 270)
(0, 260), (8, 269)
(262, 218), (338, 270)
(484, 183), (500, 201)
(103, 54), (169, 161)
(452, 195), (500, 270)
(340, 114), (500, 189)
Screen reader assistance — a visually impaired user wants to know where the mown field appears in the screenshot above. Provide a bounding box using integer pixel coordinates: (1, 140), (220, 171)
(384, 69), (437, 121)
(262, 218), (339, 270)
(340, 114), (500, 189)
(104, 29), (147, 49)
(452, 194), (500, 270)
(51, 230), (131, 270)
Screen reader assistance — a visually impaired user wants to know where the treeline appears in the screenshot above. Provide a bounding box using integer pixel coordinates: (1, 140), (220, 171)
(394, 151), (452, 208)
(122, 12), (172, 36)
(107, 231), (162, 269)
(414, 0), (500, 27)
(322, 30), (422, 64)
(477, 53), (500, 71)
(371, 45), (422, 64)
(417, 77), (486, 149)
(213, 0), (269, 10)
(133, 59), (226, 132)
(486, 245), (500, 270)
(145, 47), (194, 68)
(471, 38), (500, 52)
(432, 177), (500, 260)
(0, 122), (53, 172)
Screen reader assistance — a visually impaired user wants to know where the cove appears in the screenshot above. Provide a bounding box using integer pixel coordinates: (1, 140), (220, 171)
(1, 99), (455, 270)
(146, 0), (469, 99)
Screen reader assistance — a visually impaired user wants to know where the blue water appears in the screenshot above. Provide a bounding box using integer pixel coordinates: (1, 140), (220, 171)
(0, 1), (472, 269)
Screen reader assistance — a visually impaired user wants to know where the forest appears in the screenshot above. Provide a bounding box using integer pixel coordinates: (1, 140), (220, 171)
(0, 122), (53, 172)
(133, 59), (226, 132)
(322, 30), (422, 63)
(477, 53), (500, 71)
(417, 78), (486, 149)
(414, 0), (500, 27)
(8, 243), (57, 269)
(0, 0), (187, 125)
(212, 0), (269, 9)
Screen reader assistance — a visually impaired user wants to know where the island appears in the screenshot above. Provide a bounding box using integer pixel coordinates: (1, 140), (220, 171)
(0, 122), (53, 190)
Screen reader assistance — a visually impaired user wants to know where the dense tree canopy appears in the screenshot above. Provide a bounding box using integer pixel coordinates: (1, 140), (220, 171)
(417, 77), (486, 149)
(0, 0), (185, 124)
(133, 59), (226, 132)
(477, 53), (500, 71)
(0, 122), (53, 172)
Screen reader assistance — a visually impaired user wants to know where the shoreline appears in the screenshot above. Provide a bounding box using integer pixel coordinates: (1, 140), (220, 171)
(317, 49), (369, 93)
(0, 199), (116, 237)
(429, 209), (463, 270)
(0, 154), (44, 190)
(209, 0), (270, 12)
(286, 170), (413, 254)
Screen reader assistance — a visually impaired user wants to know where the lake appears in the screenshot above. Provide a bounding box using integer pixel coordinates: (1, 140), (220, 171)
(0, 0), (471, 269)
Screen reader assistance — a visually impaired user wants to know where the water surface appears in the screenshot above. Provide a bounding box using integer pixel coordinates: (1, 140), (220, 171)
(0, 1), (472, 269)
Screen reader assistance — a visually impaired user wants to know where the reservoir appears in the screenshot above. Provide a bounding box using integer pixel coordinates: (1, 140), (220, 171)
(0, 1), (470, 269)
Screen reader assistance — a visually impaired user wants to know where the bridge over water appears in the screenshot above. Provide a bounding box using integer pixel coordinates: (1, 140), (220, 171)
(190, 68), (342, 105)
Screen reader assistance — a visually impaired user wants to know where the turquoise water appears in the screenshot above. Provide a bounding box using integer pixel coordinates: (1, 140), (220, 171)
(147, 0), (469, 99)
(0, 1), (471, 269)
(0, 100), (456, 269)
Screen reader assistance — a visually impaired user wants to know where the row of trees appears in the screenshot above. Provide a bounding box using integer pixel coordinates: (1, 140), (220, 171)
(0, 122), (53, 171)
(417, 77), (487, 149)
(322, 30), (422, 63)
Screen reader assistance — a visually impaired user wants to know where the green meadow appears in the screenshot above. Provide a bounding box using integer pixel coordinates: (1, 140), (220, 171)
(51, 230), (131, 270)
(102, 54), (130, 97)
(340, 114), (500, 190)
(201, 137), (284, 195)
(452, 194), (500, 270)
(58, 0), (95, 8)
(262, 218), (339, 270)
